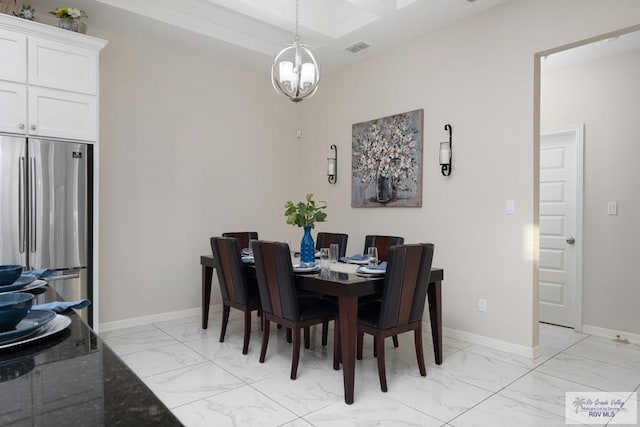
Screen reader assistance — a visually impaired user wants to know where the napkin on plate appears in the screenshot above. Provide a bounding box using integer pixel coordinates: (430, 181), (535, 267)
(365, 261), (387, 271)
(339, 254), (368, 263)
(32, 299), (91, 313)
(21, 269), (58, 280)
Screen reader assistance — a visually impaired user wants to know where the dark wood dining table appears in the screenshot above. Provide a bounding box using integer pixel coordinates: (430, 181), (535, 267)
(200, 255), (444, 404)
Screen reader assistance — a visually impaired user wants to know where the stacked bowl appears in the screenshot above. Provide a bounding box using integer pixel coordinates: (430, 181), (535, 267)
(0, 265), (23, 286)
(0, 293), (34, 332)
(0, 265), (33, 333)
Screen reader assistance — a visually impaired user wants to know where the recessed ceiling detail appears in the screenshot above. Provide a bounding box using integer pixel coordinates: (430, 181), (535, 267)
(94, 0), (511, 72)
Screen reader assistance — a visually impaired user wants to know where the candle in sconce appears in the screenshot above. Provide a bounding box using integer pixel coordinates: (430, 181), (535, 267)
(327, 158), (336, 176)
(439, 142), (451, 164)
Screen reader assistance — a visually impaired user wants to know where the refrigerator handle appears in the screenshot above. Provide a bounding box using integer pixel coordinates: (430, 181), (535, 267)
(18, 156), (26, 253)
(30, 157), (37, 253)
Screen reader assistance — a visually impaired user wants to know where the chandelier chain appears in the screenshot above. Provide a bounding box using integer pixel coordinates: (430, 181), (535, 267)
(295, 0), (299, 40)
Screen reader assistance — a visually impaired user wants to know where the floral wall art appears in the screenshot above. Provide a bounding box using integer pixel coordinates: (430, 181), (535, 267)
(351, 109), (424, 207)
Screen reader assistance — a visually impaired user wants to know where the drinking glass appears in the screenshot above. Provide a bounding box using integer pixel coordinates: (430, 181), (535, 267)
(320, 248), (330, 271)
(247, 239), (257, 255)
(329, 244), (340, 264)
(367, 247), (378, 265)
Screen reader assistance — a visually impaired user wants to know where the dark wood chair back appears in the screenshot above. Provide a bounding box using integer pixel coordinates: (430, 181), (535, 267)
(222, 231), (258, 250)
(251, 240), (339, 379)
(210, 236), (261, 355)
(378, 243), (434, 329)
(210, 236), (252, 305)
(315, 232), (349, 258)
(363, 235), (404, 262)
(251, 241), (300, 321)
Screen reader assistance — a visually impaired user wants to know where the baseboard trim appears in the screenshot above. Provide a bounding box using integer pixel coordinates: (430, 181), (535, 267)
(99, 304), (222, 332)
(581, 324), (640, 344)
(99, 307), (542, 359)
(440, 325), (540, 360)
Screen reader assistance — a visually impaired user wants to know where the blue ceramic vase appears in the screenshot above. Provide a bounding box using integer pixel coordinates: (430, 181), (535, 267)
(300, 226), (315, 267)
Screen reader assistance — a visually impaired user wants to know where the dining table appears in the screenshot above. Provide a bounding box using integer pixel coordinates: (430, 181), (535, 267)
(200, 254), (444, 405)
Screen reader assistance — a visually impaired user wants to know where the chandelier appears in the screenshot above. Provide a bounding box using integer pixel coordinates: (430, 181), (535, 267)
(271, 0), (320, 102)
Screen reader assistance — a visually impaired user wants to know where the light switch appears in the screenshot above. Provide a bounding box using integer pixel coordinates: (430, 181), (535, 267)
(607, 202), (618, 215)
(505, 200), (515, 214)
(296, 129), (302, 138)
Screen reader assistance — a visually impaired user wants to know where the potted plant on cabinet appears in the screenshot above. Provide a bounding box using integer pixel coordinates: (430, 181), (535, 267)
(284, 193), (327, 267)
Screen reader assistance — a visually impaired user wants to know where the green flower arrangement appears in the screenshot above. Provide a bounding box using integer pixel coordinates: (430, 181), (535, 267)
(284, 193), (327, 228)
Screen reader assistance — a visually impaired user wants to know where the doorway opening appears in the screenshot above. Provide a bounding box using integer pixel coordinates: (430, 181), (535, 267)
(536, 26), (640, 337)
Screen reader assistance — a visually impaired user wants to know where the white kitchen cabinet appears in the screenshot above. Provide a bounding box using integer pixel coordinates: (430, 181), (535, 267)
(28, 37), (98, 95)
(0, 80), (27, 134)
(0, 27), (26, 84)
(28, 86), (97, 141)
(0, 14), (105, 141)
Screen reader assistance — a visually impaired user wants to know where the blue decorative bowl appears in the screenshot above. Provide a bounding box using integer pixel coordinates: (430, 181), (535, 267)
(0, 265), (23, 286)
(0, 293), (34, 332)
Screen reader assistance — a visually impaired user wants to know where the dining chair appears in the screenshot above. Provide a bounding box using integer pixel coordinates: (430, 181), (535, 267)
(361, 235), (405, 349)
(251, 240), (340, 379)
(356, 243), (435, 392)
(315, 232), (349, 258)
(222, 231), (259, 251)
(363, 235), (404, 262)
(210, 236), (261, 355)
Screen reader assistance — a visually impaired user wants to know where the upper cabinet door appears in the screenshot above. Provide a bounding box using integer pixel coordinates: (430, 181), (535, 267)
(28, 86), (97, 141)
(0, 28), (27, 83)
(0, 81), (27, 134)
(28, 37), (98, 95)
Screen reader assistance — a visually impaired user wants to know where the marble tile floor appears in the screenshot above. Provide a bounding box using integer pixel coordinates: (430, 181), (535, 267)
(101, 315), (640, 427)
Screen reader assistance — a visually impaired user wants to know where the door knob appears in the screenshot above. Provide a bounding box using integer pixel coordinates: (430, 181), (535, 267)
(30, 124), (37, 131)
(566, 237), (575, 245)
(18, 123), (25, 129)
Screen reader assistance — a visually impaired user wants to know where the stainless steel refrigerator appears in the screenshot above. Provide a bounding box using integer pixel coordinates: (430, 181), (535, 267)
(0, 134), (93, 325)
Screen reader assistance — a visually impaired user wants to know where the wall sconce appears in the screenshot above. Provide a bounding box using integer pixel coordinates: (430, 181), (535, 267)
(440, 124), (452, 176)
(327, 144), (337, 184)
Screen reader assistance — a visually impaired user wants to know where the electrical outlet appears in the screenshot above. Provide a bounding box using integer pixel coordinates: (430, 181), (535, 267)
(296, 129), (302, 138)
(478, 298), (487, 312)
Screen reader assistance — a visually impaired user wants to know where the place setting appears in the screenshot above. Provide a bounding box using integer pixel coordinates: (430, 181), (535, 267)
(292, 263), (321, 273)
(354, 248), (387, 277)
(0, 265), (78, 350)
(0, 265), (56, 294)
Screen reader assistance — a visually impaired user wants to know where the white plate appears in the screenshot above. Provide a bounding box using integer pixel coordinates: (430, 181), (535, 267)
(0, 279), (47, 294)
(241, 256), (254, 263)
(356, 266), (386, 275)
(347, 257), (371, 265)
(0, 314), (71, 350)
(293, 264), (320, 273)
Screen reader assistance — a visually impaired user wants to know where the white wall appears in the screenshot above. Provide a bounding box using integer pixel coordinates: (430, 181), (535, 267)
(23, 0), (640, 347)
(96, 29), (302, 323)
(299, 0), (640, 348)
(541, 48), (640, 335)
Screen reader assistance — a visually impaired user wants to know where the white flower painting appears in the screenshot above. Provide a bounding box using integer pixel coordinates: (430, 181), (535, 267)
(351, 109), (423, 207)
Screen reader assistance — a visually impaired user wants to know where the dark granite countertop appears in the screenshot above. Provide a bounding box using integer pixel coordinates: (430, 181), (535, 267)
(0, 286), (182, 426)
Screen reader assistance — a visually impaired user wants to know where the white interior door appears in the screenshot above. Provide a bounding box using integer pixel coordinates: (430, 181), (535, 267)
(539, 125), (583, 328)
